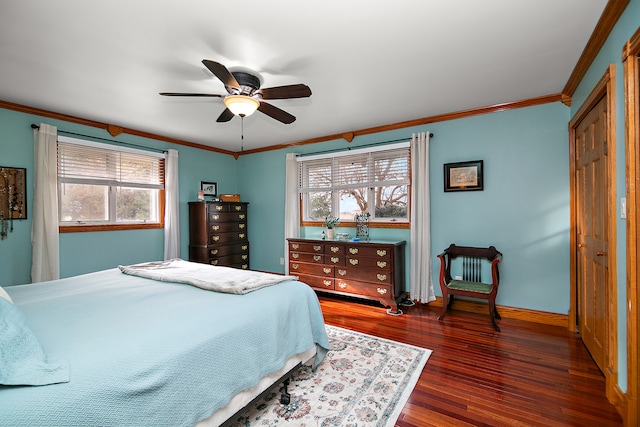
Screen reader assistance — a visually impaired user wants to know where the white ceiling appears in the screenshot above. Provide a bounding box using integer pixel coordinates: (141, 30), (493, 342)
(0, 0), (608, 153)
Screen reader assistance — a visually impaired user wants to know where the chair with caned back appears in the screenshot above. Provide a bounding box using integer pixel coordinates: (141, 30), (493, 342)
(437, 244), (503, 331)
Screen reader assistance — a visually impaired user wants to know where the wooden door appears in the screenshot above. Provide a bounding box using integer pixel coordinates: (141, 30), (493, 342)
(575, 95), (608, 372)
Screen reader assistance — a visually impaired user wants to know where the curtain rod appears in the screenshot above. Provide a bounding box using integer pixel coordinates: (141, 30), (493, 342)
(30, 124), (167, 154)
(298, 133), (433, 158)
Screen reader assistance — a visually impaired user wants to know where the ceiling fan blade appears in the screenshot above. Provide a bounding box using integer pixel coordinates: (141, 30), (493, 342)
(216, 108), (235, 123)
(257, 84), (312, 100)
(202, 60), (240, 89)
(159, 92), (224, 97)
(258, 102), (296, 124)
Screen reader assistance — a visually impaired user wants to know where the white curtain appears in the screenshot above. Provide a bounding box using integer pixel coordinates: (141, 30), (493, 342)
(410, 132), (435, 303)
(163, 149), (180, 260)
(284, 153), (300, 273)
(31, 123), (60, 282)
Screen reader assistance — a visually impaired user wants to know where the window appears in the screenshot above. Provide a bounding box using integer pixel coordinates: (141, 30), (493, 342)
(298, 143), (410, 225)
(57, 136), (165, 230)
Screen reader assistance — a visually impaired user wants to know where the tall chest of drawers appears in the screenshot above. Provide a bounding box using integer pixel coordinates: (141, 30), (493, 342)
(189, 201), (249, 269)
(287, 238), (406, 313)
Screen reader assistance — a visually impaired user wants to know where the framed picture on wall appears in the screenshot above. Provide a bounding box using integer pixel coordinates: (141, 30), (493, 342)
(200, 181), (217, 197)
(444, 160), (484, 192)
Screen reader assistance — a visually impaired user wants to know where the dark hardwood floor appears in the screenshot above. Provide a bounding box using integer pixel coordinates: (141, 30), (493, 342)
(318, 295), (623, 427)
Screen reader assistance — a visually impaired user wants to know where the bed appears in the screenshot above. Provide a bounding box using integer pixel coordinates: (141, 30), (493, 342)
(0, 260), (330, 426)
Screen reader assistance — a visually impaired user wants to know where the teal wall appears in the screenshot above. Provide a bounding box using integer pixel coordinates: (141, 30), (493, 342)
(568, 0), (640, 396)
(239, 102), (571, 314)
(0, 107), (239, 283)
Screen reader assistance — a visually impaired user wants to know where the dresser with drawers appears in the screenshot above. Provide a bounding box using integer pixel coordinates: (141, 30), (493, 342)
(189, 201), (249, 269)
(287, 238), (406, 313)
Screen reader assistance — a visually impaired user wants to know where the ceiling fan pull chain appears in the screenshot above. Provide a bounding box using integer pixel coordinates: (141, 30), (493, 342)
(241, 116), (244, 152)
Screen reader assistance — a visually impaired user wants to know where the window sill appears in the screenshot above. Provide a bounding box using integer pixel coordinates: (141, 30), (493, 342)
(300, 221), (409, 229)
(60, 223), (164, 233)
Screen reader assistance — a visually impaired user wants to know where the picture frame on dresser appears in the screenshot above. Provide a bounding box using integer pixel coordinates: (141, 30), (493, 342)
(200, 181), (217, 197)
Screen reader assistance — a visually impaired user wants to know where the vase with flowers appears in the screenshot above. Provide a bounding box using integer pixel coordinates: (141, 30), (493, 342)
(324, 215), (340, 240)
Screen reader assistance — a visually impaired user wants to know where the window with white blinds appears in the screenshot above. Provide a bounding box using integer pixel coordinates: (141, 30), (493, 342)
(57, 142), (164, 189)
(298, 143), (410, 223)
(57, 137), (165, 226)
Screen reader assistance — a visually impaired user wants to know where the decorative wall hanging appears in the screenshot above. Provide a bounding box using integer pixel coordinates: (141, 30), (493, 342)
(444, 160), (484, 192)
(0, 166), (27, 240)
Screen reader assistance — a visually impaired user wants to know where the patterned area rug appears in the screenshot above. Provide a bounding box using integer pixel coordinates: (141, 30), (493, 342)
(228, 325), (432, 427)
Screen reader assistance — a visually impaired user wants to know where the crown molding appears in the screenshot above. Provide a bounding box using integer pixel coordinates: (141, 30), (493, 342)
(1, 93), (564, 158)
(562, 0), (629, 100)
(237, 93), (564, 156)
(0, 99), (236, 157)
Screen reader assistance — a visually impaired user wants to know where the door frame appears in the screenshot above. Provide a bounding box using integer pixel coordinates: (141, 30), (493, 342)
(622, 26), (640, 426)
(568, 64), (618, 398)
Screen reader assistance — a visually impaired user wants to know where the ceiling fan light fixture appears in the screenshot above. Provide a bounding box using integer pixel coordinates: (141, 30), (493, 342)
(224, 95), (260, 117)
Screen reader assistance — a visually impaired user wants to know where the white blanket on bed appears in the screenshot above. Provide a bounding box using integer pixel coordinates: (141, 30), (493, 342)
(119, 259), (298, 294)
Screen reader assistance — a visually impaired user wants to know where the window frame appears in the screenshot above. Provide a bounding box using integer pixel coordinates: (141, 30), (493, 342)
(298, 142), (411, 229)
(57, 136), (166, 233)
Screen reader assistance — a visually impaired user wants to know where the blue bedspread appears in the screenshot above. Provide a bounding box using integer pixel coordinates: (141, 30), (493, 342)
(0, 268), (329, 426)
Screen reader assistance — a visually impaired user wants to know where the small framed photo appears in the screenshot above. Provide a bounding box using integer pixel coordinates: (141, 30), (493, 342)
(444, 160), (483, 192)
(200, 181), (217, 197)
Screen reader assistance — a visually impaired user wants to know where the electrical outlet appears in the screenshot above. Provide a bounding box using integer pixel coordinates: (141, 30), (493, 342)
(280, 257), (285, 265)
(621, 197), (626, 219)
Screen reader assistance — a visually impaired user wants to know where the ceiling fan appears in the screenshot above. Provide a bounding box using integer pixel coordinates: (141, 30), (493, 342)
(160, 60), (311, 124)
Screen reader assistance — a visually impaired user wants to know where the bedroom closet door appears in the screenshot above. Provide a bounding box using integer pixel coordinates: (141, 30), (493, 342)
(575, 94), (609, 373)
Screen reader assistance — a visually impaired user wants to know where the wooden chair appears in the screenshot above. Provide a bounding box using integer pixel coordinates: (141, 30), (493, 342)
(437, 244), (503, 331)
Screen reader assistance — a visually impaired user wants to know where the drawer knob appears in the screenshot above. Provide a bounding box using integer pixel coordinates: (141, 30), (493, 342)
(242, 255), (248, 260)
(313, 255), (321, 261)
(330, 246), (339, 253)
(338, 269), (346, 276)
(212, 235), (220, 242)
(377, 250), (387, 257)
(331, 257), (339, 263)
(242, 245), (248, 250)
(216, 205), (223, 211)
(292, 244), (299, 249)
(292, 263), (299, 269)
(376, 287), (388, 295)
(323, 268), (331, 274)
(211, 225), (220, 231)
(349, 259), (359, 265)
(377, 274), (387, 281)
(292, 253), (299, 259)
(313, 245), (322, 251)
(377, 261), (387, 268)
(239, 233), (245, 238)
(234, 206), (242, 211)
(349, 248), (358, 254)
(210, 249), (218, 255)
(323, 280), (332, 287)
(239, 224), (245, 229)
(210, 260), (218, 266)
(239, 214), (246, 219)
(211, 214), (219, 220)
(241, 264), (248, 269)
(338, 283), (347, 289)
